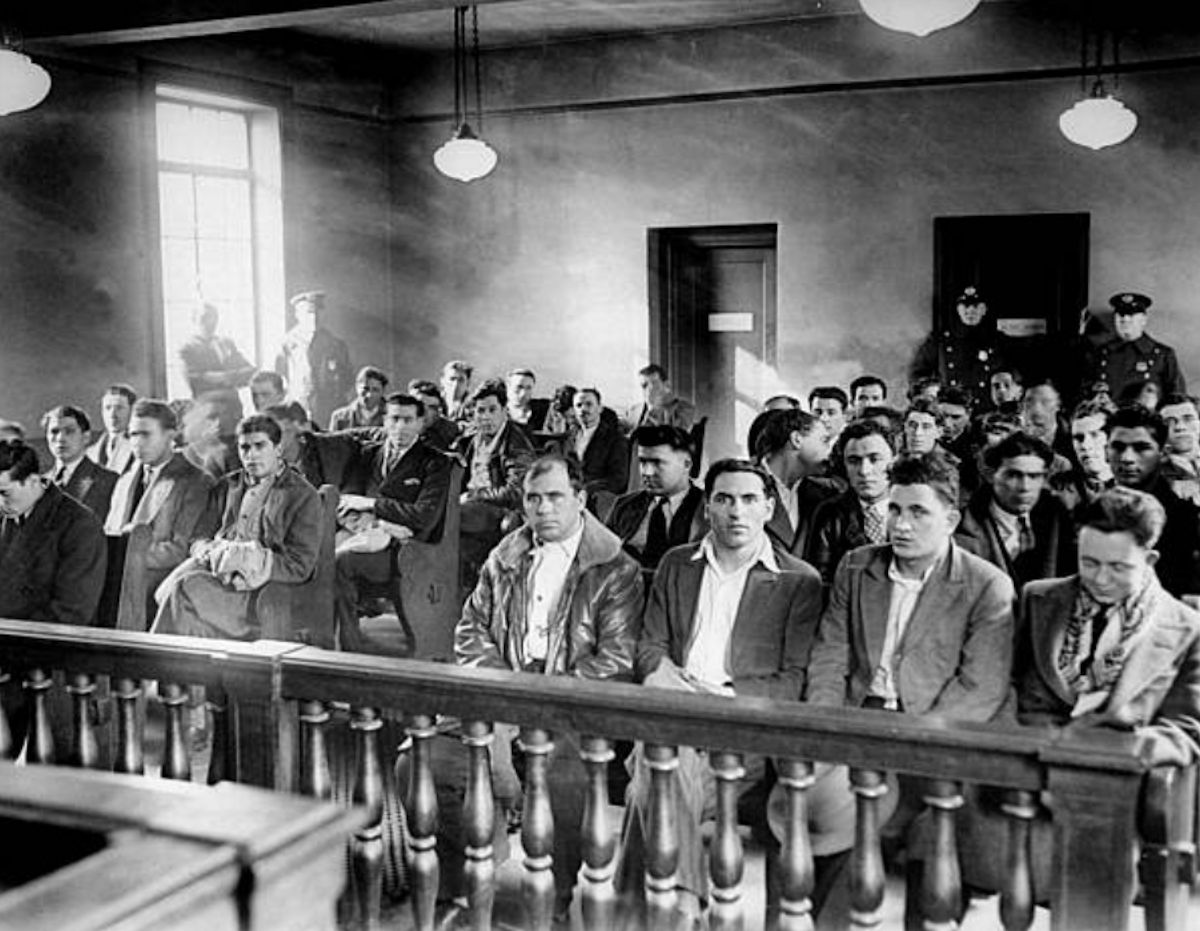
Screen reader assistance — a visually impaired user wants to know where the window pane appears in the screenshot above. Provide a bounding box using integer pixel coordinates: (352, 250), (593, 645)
(197, 239), (254, 302)
(158, 172), (195, 238)
(195, 176), (251, 240)
(160, 238), (198, 302)
(156, 101), (193, 163)
(157, 102), (249, 170)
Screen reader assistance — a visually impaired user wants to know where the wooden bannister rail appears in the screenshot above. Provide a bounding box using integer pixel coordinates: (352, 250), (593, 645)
(0, 619), (1192, 931)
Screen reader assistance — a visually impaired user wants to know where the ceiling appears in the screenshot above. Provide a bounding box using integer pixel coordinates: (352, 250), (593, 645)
(16, 0), (1025, 51)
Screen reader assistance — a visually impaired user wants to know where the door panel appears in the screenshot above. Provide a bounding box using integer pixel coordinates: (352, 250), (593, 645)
(650, 225), (777, 466)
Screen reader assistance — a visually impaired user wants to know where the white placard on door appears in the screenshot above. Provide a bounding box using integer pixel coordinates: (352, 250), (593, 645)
(708, 312), (754, 333)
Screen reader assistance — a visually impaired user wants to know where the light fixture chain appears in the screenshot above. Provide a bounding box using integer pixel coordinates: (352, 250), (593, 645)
(472, 5), (483, 131)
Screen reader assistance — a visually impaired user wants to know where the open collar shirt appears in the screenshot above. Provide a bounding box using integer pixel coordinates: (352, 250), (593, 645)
(684, 533), (780, 695)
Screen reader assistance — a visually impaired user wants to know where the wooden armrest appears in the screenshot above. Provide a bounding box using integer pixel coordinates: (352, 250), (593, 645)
(1139, 762), (1198, 882)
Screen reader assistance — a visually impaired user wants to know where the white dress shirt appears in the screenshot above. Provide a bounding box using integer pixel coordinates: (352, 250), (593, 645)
(988, 500), (1026, 559)
(574, 423), (599, 460)
(524, 518), (586, 663)
(684, 533), (780, 694)
(868, 549), (942, 709)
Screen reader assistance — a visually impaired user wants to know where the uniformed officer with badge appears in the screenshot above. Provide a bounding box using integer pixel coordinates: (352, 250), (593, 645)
(908, 286), (1010, 406)
(1082, 292), (1185, 401)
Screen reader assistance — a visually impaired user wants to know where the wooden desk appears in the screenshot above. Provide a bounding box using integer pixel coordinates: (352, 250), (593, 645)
(0, 762), (365, 931)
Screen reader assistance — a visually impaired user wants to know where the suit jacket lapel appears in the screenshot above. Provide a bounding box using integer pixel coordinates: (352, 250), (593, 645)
(1031, 582), (1079, 706)
(860, 552), (893, 671)
(676, 555), (706, 662)
(1105, 605), (1192, 712)
(729, 568), (778, 671)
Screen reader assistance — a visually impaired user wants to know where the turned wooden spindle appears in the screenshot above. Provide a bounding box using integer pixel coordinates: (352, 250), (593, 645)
(920, 779), (964, 931)
(579, 736), (616, 931)
(519, 727), (556, 931)
(643, 742), (681, 927)
(709, 750), (747, 931)
(462, 720), (496, 931)
(159, 681), (191, 781)
(350, 706), (384, 931)
(205, 689), (227, 785)
(298, 700), (332, 800)
(776, 759), (816, 931)
(0, 671), (14, 760)
(112, 678), (143, 775)
(849, 768), (888, 929)
(404, 714), (439, 931)
(66, 672), (99, 769)
(999, 789), (1037, 931)
(23, 668), (54, 765)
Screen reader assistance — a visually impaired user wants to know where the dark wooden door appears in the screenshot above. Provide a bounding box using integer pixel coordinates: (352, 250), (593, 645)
(934, 213), (1090, 385)
(650, 225), (777, 463)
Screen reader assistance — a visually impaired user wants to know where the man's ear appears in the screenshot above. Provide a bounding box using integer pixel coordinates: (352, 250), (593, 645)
(762, 494), (776, 521)
(1145, 549), (1160, 568)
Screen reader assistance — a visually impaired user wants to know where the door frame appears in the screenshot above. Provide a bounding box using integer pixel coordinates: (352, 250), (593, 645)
(647, 223), (778, 403)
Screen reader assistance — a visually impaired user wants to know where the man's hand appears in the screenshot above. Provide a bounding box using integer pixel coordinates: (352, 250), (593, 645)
(339, 493), (375, 514)
(339, 510), (375, 534)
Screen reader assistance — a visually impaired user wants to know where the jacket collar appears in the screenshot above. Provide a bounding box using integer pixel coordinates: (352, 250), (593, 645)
(493, 510), (624, 573)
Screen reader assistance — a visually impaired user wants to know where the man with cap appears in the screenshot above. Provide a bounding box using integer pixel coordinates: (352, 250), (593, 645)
(1081, 292), (1185, 402)
(909, 286), (1011, 406)
(276, 290), (353, 429)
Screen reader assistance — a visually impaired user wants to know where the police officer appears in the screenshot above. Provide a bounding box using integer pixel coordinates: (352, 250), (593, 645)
(1082, 292), (1185, 402)
(909, 286), (1009, 406)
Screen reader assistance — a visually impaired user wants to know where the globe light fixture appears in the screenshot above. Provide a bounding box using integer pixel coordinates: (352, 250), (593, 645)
(1059, 88), (1138, 150)
(858, 0), (981, 37)
(1059, 19), (1137, 151)
(433, 6), (498, 183)
(0, 46), (51, 116)
(433, 123), (498, 182)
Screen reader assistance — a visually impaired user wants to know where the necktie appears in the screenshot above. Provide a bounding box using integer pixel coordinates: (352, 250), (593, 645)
(108, 435), (119, 465)
(127, 467), (148, 520)
(53, 464), (68, 487)
(1080, 606), (1112, 678)
(862, 503), (885, 545)
(643, 497), (670, 566)
(1017, 515), (1035, 554)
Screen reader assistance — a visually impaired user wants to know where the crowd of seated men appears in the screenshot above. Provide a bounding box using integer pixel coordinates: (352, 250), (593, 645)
(4, 331), (1200, 927)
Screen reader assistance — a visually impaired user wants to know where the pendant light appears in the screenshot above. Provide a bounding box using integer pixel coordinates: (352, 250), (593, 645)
(0, 31), (51, 116)
(858, 0), (981, 37)
(433, 5), (498, 182)
(1059, 13), (1137, 150)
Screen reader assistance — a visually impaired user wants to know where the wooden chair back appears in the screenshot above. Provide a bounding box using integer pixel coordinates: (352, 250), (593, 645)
(395, 463), (465, 661)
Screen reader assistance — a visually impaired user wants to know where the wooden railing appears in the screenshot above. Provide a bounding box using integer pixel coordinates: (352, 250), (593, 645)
(0, 618), (1194, 931)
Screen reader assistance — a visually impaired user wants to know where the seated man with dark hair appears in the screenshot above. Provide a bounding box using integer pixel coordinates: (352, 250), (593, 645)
(808, 385), (849, 445)
(1066, 398), (1115, 507)
(849, 375), (888, 417)
(456, 378), (536, 583)
(0, 438), (108, 757)
(505, 367), (551, 434)
(151, 414), (322, 640)
(559, 387), (628, 504)
(329, 365), (389, 431)
(754, 408), (843, 557)
(103, 399), (214, 630)
(334, 392), (452, 651)
(88, 383), (138, 475)
(249, 369), (288, 413)
(807, 420), (896, 586)
(264, 401), (357, 490)
(1159, 392), (1200, 505)
(965, 486), (1200, 902)
(408, 379), (461, 454)
(614, 458), (823, 919)
(0, 439), (107, 626)
(402, 453), (643, 920)
(43, 404), (118, 519)
(955, 431), (1076, 589)
(901, 398), (945, 457)
(607, 424), (707, 570)
(621, 362), (696, 433)
(1107, 404), (1200, 598)
(801, 451), (1015, 918)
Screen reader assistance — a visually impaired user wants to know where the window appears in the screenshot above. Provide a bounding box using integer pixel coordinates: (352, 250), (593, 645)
(154, 85), (284, 401)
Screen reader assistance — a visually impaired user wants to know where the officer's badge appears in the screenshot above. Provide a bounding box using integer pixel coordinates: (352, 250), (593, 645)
(1136, 361), (1148, 373)
(978, 350), (989, 362)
